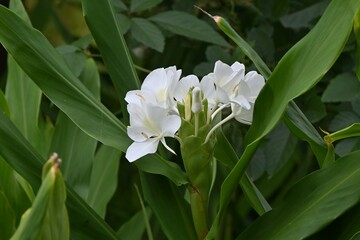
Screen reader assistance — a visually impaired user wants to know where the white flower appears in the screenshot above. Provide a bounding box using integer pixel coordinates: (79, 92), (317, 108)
(125, 66), (181, 112)
(201, 60), (245, 104)
(231, 71), (265, 124)
(125, 102), (181, 162)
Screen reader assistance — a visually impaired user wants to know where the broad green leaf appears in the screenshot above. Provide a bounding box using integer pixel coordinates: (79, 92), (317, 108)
(207, 0), (360, 237)
(0, 110), (119, 239)
(117, 208), (152, 240)
(140, 173), (197, 240)
(87, 145), (121, 218)
(302, 93), (326, 123)
(10, 156), (69, 240)
(335, 137), (360, 157)
(50, 58), (99, 199)
(131, 17), (165, 52)
(353, 94), (360, 115)
(321, 72), (360, 102)
(0, 191), (16, 239)
(0, 5), (129, 150)
(81, 0), (140, 121)
(150, 11), (229, 47)
(324, 123), (360, 143)
(130, 0), (162, 12)
(6, 0), (42, 152)
(56, 45), (87, 77)
(238, 150), (360, 240)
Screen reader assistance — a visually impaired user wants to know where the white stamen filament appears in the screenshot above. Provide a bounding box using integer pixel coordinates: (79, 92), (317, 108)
(205, 112), (236, 143)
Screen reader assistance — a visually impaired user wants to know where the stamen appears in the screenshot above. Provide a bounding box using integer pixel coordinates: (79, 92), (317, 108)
(135, 93), (146, 101)
(141, 132), (149, 139)
(205, 112), (235, 143)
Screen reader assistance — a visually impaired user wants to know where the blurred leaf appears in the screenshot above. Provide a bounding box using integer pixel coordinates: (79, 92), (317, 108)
(131, 0), (162, 12)
(329, 111), (360, 132)
(56, 45), (87, 77)
(208, 0), (360, 237)
(0, 191), (16, 239)
(354, 7), (360, 80)
(87, 145), (121, 218)
(116, 13), (132, 34)
(140, 173), (197, 240)
(335, 137), (360, 157)
(280, 1), (328, 29)
(10, 157), (69, 240)
(131, 18), (165, 52)
(111, 0), (128, 12)
(352, 94), (360, 115)
(246, 149), (266, 181)
(150, 11), (230, 47)
(238, 150), (360, 240)
(205, 45), (232, 63)
(247, 25), (275, 62)
(82, 0), (140, 121)
(322, 72), (360, 102)
(117, 208), (151, 240)
(302, 94), (326, 123)
(265, 122), (298, 176)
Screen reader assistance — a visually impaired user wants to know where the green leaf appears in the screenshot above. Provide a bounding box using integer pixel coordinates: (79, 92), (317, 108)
(207, 0), (360, 237)
(130, 0), (162, 12)
(117, 208), (151, 240)
(321, 72), (360, 102)
(10, 156), (69, 240)
(0, 191), (16, 239)
(150, 11), (229, 47)
(0, 89), (9, 117)
(111, 0), (128, 12)
(0, 5), (129, 151)
(140, 173), (197, 240)
(81, 0), (140, 121)
(0, 156), (32, 224)
(0, 110), (119, 239)
(116, 13), (132, 34)
(50, 58), (99, 199)
(131, 18), (165, 52)
(329, 111), (360, 132)
(280, 1), (328, 30)
(6, 0), (42, 152)
(264, 122), (297, 176)
(87, 145), (121, 218)
(56, 45), (88, 77)
(354, 7), (360, 80)
(237, 150), (360, 240)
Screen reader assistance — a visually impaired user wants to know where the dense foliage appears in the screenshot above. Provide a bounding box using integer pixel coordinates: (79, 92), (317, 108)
(0, 0), (360, 239)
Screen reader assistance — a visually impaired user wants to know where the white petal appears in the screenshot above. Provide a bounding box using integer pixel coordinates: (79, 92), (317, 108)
(174, 75), (199, 101)
(231, 94), (251, 110)
(213, 61), (233, 83)
(234, 106), (253, 125)
(142, 68), (168, 93)
(125, 139), (159, 162)
(244, 71), (265, 98)
(162, 115), (181, 137)
(231, 61), (245, 72)
(127, 126), (153, 142)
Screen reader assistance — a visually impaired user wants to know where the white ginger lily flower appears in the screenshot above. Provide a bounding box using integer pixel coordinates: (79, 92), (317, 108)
(125, 66), (181, 112)
(201, 60), (245, 105)
(231, 71), (265, 124)
(125, 102), (181, 162)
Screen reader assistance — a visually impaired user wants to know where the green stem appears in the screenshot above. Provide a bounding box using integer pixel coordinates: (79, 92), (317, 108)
(189, 185), (208, 240)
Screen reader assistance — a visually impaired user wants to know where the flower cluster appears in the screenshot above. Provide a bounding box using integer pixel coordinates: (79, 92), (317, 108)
(125, 60), (265, 162)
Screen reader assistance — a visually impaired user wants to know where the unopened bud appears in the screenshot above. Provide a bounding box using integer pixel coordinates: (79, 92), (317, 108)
(191, 87), (202, 113)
